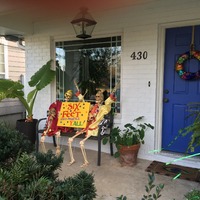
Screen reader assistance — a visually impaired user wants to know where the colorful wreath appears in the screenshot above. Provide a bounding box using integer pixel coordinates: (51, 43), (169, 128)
(175, 50), (200, 80)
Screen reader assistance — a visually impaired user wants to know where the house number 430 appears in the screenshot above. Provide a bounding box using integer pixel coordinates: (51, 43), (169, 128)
(130, 51), (148, 60)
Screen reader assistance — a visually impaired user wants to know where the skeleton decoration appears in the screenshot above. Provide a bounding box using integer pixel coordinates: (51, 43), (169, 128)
(40, 90), (74, 155)
(68, 87), (117, 167)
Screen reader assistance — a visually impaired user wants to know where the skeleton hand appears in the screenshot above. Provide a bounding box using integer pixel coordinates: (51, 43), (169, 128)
(43, 130), (47, 136)
(68, 137), (74, 144)
(41, 135), (46, 143)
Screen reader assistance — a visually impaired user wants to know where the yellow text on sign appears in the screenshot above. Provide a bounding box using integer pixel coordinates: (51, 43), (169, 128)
(57, 102), (90, 128)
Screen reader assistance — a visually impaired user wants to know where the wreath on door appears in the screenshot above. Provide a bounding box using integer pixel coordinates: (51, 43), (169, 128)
(175, 50), (200, 80)
(175, 26), (200, 80)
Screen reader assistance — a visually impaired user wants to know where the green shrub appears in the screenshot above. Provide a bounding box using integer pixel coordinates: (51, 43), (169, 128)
(0, 122), (97, 199)
(116, 195), (127, 200)
(116, 173), (164, 200)
(0, 150), (96, 199)
(141, 172), (164, 200)
(179, 102), (200, 153)
(0, 122), (34, 167)
(184, 189), (200, 200)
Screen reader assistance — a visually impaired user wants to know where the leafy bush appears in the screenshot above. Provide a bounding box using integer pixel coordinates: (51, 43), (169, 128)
(103, 116), (154, 158)
(0, 121), (34, 167)
(0, 60), (56, 121)
(0, 122), (97, 199)
(141, 172), (164, 200)
(184, 189), (200, 200)
(0, 151), (96, 199)
(179, 103), (200, 152)
(116, 195), (127, 200)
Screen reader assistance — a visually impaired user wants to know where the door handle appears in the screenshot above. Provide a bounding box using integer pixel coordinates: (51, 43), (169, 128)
(164, 89), (169, 94)
(163, 98), (169, 103)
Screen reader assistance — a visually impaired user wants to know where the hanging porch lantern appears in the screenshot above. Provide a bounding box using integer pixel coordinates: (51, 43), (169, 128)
(71, 7), (97, 39)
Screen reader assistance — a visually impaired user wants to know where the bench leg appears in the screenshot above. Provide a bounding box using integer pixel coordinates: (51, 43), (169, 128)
(110, 142), (113, 156)
(97, 136), (101, 166)
(36, 131), (39, 152)
(53, 136), (57, 147)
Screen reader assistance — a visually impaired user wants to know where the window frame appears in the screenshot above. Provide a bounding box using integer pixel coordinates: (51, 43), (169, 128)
(55, 36), (121, 113)
(0, 37), (8, 79)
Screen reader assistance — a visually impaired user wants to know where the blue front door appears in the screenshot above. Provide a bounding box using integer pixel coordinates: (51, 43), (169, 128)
(162, 25), (200, 154)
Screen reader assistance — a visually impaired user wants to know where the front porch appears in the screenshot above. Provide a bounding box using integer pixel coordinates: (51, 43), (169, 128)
(42, 143), (200, 200)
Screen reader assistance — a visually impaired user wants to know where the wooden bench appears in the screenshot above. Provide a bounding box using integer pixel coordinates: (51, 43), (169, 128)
(36, 112), (114, 166)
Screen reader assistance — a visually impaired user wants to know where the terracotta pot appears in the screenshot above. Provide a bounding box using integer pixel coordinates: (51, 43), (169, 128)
(119, 144), (140, 167)
(16, 119), (38, 145)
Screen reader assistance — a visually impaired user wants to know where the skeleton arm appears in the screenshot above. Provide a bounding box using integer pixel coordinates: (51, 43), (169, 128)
(74, 79), (88, 102)
(40, 108), (56, 153)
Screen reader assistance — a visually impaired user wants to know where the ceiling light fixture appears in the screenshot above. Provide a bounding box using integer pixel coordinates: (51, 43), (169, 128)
(71, 7), (97, 39)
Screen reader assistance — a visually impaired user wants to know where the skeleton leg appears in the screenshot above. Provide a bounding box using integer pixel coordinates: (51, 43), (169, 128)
(68, 137), (75, 165)
(80, 135), (91, 167)
(67, 130), (85, 165)
(40, 134), (47, 153)
(55, 131), (61, 156)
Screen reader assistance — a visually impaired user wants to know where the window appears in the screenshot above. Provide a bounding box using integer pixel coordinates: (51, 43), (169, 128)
(55, 36), (121, 113)
(0, 42), (5, 78)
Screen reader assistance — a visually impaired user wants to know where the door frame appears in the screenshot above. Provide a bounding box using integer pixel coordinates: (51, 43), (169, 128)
(155, 19), (200, 155)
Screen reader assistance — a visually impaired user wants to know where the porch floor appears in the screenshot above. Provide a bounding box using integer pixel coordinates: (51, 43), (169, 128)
(41, 143), (199, 200)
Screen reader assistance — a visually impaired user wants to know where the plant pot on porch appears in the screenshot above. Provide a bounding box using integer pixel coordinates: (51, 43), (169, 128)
(103, 116), (154, 167)
(119, 144), (140, 167)
(16, 119), (38, 144)
(0, 59), (56, 144)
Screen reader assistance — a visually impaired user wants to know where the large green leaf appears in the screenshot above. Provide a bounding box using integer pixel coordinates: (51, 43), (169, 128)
(0, 60), (56, 121)
(28, 60), (56, 91)
(27, 89), (37, 103)
(0, 79), (24, 100)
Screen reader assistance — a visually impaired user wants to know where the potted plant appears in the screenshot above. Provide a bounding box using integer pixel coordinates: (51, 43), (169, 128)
(103, 116), (154, 166)
(0, 60), (56, 143)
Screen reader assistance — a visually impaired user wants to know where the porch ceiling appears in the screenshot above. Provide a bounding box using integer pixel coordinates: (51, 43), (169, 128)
(0, 0), (153, 37)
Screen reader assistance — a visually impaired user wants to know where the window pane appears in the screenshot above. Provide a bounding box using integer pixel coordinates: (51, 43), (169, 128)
(0, 74), (5, 78)
(0, 54), (4, 62)
(0, 64), (5, 72)
(55, 36), (121, 113)
(0, 45), (4, 52)
(0, 44), (4, 73)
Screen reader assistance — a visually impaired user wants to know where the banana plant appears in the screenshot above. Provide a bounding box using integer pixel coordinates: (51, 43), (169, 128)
(0, 60), (56, 122)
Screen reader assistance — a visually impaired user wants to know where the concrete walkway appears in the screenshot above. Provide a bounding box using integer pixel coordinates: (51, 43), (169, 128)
(42, 143), (199, 200)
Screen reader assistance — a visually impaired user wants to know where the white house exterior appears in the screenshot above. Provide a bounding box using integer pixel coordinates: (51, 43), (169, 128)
(0, 0), (200, 168)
